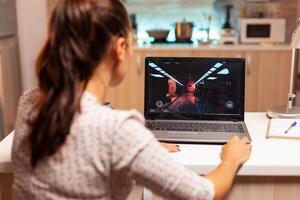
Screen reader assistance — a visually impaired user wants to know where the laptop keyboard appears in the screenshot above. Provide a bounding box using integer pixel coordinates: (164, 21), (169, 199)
(146, 121), (244, 133)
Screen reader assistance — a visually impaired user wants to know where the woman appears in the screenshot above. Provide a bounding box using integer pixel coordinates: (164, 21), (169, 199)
(12, 0), (251, 199)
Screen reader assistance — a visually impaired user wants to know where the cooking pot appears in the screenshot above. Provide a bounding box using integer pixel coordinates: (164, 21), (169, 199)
(175, 21), (194, 42)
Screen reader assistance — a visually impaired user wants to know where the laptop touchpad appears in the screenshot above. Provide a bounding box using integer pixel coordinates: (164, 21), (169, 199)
(167, 131), (199, 138)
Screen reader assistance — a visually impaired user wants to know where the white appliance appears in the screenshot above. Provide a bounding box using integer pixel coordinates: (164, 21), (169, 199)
(0, 0), (22, 140)
(219, 28), (238, 45)
(240, 18), (286, 44)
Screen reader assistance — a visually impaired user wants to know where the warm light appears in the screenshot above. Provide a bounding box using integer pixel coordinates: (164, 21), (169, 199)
(291, 24), (300, 48)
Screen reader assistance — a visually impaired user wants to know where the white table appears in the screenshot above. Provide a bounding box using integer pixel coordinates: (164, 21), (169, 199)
(0, 133), (13, 173)
(172, 112), (300, 177)
(0, 133), (13, 200)
(2, 113), (300, 200)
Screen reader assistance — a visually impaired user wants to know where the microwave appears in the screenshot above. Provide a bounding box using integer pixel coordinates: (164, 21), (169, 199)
(240, 18), (286, 44)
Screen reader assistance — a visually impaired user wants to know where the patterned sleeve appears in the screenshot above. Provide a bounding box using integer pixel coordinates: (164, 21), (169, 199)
(112, 113), (215, 200)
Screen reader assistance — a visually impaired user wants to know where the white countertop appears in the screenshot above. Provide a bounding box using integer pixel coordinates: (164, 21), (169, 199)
(172, 113), (300, 176)
(0, 133), (13, 173)
(1, 113), (300, 176)
(134, 44), (291, 51)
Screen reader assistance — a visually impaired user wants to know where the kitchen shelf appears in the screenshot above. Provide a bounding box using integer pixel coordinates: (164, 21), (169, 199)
(133, 44), (291, 51)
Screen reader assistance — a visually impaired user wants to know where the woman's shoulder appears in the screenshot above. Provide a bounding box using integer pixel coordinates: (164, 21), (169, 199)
(84, 105), (145, 129)
(108, 108), (144, 122)
(76, 105), (148, 146)
(81, 92), (145, 127)
(18, 87), (40, 107)
(16, 88), (40, 116)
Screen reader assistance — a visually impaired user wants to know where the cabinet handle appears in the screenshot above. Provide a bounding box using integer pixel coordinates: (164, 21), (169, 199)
(135, 54), (142, 75)
(246, 54), (252, 76)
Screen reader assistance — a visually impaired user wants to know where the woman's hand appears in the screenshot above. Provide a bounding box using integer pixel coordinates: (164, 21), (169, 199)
(205, 136), (251, 200)
(220, 136), (251, 167)
(160, 142), (180, 152)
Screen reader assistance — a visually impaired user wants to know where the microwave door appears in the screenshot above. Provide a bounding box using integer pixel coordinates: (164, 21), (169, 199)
(247, 24), (271, 38)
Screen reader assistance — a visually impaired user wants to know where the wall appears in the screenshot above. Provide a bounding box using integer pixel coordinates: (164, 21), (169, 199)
(16, 0), (48, 91)
(125, 0), (219, 42)
(231, 0), (298, 43)
(279, 0), (300, 42)
(125, 0), (299, 43)
(47, 0), (218, 42)
(46, 0), (299, 43)
(47, 0), (59, 18)
(21, 0), (300, 97)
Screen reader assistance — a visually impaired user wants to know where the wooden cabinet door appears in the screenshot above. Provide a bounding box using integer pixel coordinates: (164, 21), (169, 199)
(242, 51), (260, 112)
(225, 50), (291, 112)
(241, 50), (292, 112)
(255, 51), (291, 111)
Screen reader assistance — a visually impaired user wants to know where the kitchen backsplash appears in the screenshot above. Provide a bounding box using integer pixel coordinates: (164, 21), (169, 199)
(125, 0), (299, 43)
(47, 0), (298, 43)
(125, 0), (219, 42)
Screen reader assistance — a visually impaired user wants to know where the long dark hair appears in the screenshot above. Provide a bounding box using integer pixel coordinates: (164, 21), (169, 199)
(29, 0), (130, 167)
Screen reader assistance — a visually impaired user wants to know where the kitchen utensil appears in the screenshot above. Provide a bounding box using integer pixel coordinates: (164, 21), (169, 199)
(219, 5), (238, 44)
(223, 5), (233, 29)
(175, 20), (194, 42)
(129, 14), (137, 34)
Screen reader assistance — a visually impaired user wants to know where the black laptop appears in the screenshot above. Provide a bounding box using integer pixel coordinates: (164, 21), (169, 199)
(144, 57), (251, 144)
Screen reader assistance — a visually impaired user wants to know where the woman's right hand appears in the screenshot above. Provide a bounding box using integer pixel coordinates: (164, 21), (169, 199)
(220, 136), (252, 167)
(205, 136), (251, 200)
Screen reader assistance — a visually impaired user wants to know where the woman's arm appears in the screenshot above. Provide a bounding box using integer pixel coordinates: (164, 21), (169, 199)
(205, 161), (239, 200)
(112, 117), (214, 200)
(112, 117), (251, 200)
(129, 139), (215, 200)
(205, 136), (251, 200)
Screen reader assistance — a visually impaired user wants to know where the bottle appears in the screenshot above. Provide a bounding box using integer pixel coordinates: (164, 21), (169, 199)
(129, 14), (137, 35)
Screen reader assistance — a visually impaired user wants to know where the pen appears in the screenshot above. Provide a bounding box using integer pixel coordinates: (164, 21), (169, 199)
(284, 121), (297, 134)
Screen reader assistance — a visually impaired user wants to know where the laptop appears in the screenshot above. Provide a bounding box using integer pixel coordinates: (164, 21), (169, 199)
(144, 57), (251, 144)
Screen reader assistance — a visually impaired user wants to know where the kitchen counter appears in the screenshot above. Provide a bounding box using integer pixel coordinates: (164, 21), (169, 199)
(2, 113), (300, 175)
(133, 43), (291, 51)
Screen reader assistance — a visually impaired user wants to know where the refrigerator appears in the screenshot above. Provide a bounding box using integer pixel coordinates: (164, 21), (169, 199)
(0, 0), (22, 140)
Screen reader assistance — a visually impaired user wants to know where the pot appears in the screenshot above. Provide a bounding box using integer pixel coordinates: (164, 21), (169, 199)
(146, 29), (170, 42)
(175, 21), (194, 42)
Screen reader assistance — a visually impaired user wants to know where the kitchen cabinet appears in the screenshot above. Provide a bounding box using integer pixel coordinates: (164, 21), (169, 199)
(0, 39), (22, 139)
(254, 51), (291, 111)
(105, 46), (292, 113)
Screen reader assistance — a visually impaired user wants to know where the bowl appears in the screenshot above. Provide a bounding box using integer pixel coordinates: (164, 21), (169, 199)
(146, 29), (170, 41)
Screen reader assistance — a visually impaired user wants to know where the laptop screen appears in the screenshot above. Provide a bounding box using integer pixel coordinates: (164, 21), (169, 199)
(144, 57), (245, 121)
